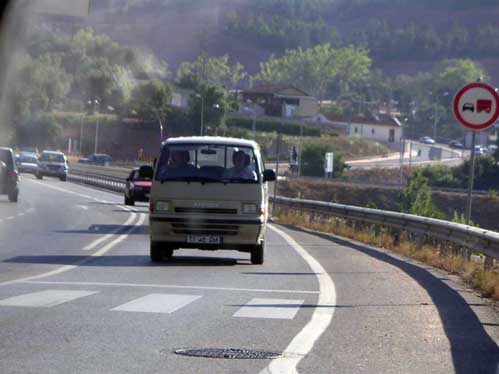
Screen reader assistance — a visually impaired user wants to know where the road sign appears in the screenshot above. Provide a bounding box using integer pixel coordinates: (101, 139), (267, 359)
(453, 82), (499, 131)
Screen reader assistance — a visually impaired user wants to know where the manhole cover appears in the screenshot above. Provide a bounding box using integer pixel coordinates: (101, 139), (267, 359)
(174, 348), (281, 360)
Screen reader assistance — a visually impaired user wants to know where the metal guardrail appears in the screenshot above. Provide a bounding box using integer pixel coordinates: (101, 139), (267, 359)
(271, 196), (499, 262)
(68, 164), (499, 262)
(68, 165), (127, 194)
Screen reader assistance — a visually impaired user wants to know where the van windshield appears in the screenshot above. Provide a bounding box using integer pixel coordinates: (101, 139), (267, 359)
(156, 144), (259, 183)
(40, 153), (65, 163)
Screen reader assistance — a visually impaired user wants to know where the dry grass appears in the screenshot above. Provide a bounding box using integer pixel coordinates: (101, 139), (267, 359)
(276, 211), (499, 302)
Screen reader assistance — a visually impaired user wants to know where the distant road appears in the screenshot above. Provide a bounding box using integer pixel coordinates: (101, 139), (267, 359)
(347, 142), (465, 169)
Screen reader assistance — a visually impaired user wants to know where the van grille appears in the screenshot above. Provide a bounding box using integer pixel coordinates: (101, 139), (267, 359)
(172, 223), (239, 236)
(175, 207), (237, 214)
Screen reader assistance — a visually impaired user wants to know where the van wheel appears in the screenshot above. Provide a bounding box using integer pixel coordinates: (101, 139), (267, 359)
(36, 173), (43, 180)
(251, 242), (264, 265)
(163, 247), (174, 259)
(8, 189), (18, 203)
(150, 242), (163, 262)
(60, 175), (67, 182)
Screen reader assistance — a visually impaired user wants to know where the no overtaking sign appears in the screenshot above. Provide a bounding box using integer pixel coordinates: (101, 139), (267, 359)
(453, 82), (499, 131)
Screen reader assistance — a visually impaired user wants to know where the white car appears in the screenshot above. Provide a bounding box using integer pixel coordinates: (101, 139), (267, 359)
(474, 145), (488, 156)
(419, 136), (435, 144)
(36, 151), (68, 181)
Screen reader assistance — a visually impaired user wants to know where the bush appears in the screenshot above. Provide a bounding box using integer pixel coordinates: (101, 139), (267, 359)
(226, 116), (320, 137)
(401, 169), (446, 219)
(301, 142), (348, 177)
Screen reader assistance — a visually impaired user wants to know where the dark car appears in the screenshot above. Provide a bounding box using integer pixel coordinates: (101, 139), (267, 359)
(124, 167), (152, 206)
(78, 153), (112, 166)
(462, 103), (475, 112)
(0, 147), (19, 202)
(448, 140), (464, 149)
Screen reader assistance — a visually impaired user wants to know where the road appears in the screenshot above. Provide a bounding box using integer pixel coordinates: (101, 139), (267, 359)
(347, 142), (465, 170)
(0, 175), (498, 373)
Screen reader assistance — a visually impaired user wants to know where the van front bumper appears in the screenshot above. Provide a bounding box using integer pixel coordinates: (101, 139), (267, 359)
(149, 216), (265, 250)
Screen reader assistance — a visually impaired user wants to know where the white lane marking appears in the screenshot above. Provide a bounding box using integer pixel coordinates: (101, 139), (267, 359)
(83, 212), (137, 251)
(20, 280), (319, 295)
(6, 216), (15, 220)
(259, 225), (336, 374)
(0, 289), (98, 308)
(17, 213), (25, 217)
(0, 213), (146, 287)
(76, 205), (89, 211)
(233, 298), (304, 320)
(111, 294), (201, 314)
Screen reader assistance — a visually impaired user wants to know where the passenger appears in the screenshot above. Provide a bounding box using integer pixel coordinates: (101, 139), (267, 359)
(225, 150), (257, 180)
(158, 149), (195, 179)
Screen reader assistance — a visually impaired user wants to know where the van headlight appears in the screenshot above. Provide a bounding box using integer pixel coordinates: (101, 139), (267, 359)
(242, 203), (257, 214)
(155, 201), (170, 212)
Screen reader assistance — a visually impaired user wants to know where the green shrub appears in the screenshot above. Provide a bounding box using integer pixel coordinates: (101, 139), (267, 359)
(301, 142), (348, 177)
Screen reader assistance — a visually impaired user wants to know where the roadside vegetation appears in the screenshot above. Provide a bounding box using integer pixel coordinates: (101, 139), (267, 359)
(274, 210), (499, 302)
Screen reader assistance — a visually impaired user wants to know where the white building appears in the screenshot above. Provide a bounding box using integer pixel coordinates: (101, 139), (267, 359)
(326, 115), (402, 144)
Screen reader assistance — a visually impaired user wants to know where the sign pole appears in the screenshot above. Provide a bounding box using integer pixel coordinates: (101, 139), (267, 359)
(452, 82), (499, 225)
(465, 132), (477, 225)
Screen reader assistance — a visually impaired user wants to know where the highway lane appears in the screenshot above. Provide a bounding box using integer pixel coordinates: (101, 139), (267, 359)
(0, 177), (498, 373)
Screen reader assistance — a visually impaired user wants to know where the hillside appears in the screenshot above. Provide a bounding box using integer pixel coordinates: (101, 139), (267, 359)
(70, 0), (499, 84)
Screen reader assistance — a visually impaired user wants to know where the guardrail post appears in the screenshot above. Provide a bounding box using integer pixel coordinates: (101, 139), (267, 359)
(484, 255), (494, 269)
(392, 229), (401, 247)
(415, 233), (425, 250)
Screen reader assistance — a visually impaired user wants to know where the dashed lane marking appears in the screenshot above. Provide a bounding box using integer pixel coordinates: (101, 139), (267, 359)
(0, 289), (98, 308)
(111, 293), (202, 314)
(233, 298), (304, 320)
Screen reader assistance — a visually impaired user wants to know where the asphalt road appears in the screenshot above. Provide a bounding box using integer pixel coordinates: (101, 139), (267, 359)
(348, 142), (465, 170)
(0, 175), (498, 373)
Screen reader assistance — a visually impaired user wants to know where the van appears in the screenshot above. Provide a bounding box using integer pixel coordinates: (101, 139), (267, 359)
(144, 137), (276, 264)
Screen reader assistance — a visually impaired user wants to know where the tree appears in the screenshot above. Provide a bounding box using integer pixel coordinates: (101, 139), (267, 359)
(254, 44), (371, 99)
(129, 80), (172, 121)
(13, 54), (72, 117)
(188, 84), (227, 136)
(401, 169), (446, 219)
(176, 53), (246, 89)
(14, 114), (63, 149)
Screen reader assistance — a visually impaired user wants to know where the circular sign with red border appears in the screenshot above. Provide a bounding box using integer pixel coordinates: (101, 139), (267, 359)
(453, 82), (499, 131)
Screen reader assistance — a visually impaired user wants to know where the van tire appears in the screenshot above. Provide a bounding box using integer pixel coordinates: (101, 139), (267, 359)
(150, 242), (163, 262)
(163, 247), (174, 259)
(251, 243), (264, 265)
(36, 173), (43, 180)
(60, 175), (67, 182)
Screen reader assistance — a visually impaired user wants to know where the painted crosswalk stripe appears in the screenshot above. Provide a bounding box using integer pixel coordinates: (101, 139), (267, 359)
(233, 298), (304, 320)
(0, 290), (98, 308)
(111, 294), (201, 314)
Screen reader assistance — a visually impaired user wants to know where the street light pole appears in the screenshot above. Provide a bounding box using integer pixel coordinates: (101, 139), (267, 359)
(94, 114), (99, 154)
(200, 94), (205, 136)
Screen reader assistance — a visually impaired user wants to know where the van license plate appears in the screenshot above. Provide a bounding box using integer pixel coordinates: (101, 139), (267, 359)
(187, 235), (222, 244)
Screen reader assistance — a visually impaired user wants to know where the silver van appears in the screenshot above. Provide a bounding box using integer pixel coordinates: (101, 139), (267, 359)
(145, 137), (276, 264)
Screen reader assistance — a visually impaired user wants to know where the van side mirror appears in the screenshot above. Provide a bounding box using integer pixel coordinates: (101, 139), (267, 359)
(263, 169), (276, 182)
(139, 165), (154, 179)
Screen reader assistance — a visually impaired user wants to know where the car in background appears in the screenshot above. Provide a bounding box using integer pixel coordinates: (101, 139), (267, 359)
(419, 136), (436, 144)
(16, 153), (39, 175)
(448, 140), (464, 149)
(487, 144), (497, 154)
(0, 147), (19, 202)
(124, 166), (152, 206)
(37, 151), (68, 181)
(474, 145), (488, 156)
(19, 147), (39, 156)
(78, 153), (112, 166)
